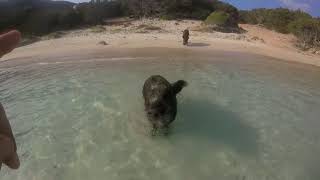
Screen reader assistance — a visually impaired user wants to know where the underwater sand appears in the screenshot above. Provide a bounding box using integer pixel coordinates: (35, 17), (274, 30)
(1, 49), (320, 180)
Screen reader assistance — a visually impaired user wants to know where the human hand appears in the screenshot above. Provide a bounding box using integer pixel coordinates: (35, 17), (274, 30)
(0, 30), (21, 58)
(0, 104), (20, 170)
(0, 30), (21, 170)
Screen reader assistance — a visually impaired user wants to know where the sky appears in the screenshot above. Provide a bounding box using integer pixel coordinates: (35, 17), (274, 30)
(66, 0), (320, 17)
(221, 0), (320, 17)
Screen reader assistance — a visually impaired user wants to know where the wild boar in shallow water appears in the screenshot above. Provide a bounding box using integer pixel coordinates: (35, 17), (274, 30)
(143, 75), (187, 135)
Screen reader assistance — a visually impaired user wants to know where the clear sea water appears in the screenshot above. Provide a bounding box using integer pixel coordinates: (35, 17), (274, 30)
(1, 50), (320, 180)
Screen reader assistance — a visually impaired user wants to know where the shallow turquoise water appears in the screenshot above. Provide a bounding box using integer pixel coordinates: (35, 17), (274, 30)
(1, 53), (320, 180)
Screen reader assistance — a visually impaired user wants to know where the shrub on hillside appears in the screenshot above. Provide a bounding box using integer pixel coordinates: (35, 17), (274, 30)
(190, 8), (211, 20)
(239, 8), (320, 50)
(76, 2), (121, 25)
(0, 0), (122, 35)
(58, 11), (83, 28)
(288, 18), (320, 50)
(204, 11), (241, 33)
(19, 11), (62, 35)
(239, 8), (312, 33)
(120, 0), (238, 21)
(205, 11), (230, 26)
(264, 8), (299, 33)
(212, 1), (239, 27)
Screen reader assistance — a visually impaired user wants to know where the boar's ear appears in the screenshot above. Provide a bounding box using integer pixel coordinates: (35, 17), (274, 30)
(171, 80), (188, 95)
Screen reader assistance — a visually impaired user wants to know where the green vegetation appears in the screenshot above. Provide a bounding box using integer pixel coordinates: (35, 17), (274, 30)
(211, 0), (239, 27)
(205, 11), (230, 26)
(239, 8), (311, 33)
(288, 18), (320, 50)
(240, 8), (320, 50)
(0, 0), (240, 35)
(0, 0), (121, 35)
(203, 10), (242, 33)
(118, 0), (238, 21)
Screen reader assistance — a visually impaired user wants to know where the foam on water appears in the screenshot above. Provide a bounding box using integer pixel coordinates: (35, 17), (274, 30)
(1, 55), (320, 180)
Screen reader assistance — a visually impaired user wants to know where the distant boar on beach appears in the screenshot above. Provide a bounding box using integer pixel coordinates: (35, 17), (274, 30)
(143, 75), (187, 135)
(183, 29), (189, 45)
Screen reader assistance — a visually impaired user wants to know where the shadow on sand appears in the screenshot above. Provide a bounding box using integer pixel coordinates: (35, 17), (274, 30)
(174, 98), (260, 155)
(187, 43), (210, 47)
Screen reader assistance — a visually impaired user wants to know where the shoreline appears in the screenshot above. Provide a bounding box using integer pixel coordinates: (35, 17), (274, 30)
(1, 47), (318, 70)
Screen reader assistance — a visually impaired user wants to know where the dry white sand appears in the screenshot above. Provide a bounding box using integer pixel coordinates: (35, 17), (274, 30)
(2, 19), (320, 66)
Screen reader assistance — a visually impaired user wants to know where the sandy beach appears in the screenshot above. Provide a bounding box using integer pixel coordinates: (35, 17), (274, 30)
(1, 19), (320, 66)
